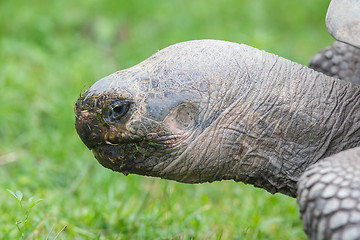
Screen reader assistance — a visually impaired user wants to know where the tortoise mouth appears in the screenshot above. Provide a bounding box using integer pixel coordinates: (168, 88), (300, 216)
(92, 144), (130, 173)
(92, 139), (161, 176)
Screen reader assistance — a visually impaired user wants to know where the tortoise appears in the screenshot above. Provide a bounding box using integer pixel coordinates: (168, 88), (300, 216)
(309, 0), (360, 85)
(75, 0), (360, 239)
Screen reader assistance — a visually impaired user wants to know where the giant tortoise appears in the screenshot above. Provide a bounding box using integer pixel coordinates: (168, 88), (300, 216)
(75, 0), (360, 239)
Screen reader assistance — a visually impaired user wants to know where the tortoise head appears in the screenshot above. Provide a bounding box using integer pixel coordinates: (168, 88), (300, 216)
(75, 40), (266, 183)
(326, 0), (360, 48)
(75, 47), (203, 179)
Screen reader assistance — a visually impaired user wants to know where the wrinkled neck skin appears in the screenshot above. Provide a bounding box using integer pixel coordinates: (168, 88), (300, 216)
(151, 45), (360, 197)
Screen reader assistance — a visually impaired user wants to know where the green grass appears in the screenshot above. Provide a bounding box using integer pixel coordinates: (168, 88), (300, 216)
(0, 0), (333, 239)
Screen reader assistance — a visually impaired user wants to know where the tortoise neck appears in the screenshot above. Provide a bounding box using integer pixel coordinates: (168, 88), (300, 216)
(224, 56), (360, 197)
(196, 54), (360, 197)
(156, 47), (360, 197)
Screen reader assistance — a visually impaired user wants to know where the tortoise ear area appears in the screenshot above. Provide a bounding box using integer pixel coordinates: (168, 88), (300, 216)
(163, 103), (199, 134)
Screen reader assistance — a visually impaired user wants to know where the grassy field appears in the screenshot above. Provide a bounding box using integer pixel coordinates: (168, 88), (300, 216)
(0, 0), (334, 239)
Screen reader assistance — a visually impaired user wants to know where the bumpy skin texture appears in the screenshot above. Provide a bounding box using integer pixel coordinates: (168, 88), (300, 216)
(309, 41), (360, 84)
(298, 147), (360, 240)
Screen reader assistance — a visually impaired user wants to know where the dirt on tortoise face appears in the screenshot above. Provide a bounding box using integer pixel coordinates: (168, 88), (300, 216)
(74, 90), (195, 177)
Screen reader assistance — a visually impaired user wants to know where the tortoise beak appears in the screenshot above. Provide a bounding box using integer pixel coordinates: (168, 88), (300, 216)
(74, 99), (104, 150)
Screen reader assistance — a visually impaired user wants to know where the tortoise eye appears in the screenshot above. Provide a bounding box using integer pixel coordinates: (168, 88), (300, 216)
(108, 101), (131, 121)
(113, 104), (128, 117)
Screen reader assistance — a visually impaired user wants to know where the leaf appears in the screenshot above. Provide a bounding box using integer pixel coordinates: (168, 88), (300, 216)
(7, 189), (17, 199)
(29, 199), (43, 210)
(7, 189), (23, 201)
(134, 143), (141, 153)
(15, 190), (23, 201)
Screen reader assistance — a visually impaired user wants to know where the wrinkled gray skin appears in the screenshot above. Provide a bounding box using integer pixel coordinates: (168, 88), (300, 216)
(75, 1), (360, 239)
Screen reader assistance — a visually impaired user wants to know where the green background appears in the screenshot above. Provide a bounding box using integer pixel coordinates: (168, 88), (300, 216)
(0, 0), (333, 239)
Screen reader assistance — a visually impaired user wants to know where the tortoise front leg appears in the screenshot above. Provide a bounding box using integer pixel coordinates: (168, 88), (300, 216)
(297, 147), (360, 239)
(309, 41), (360, 85)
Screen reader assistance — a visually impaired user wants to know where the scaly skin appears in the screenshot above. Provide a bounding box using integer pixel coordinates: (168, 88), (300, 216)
(298, 147), (360, 239)
(75, 40), (360, 198)
(309, 41), (360, 84)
